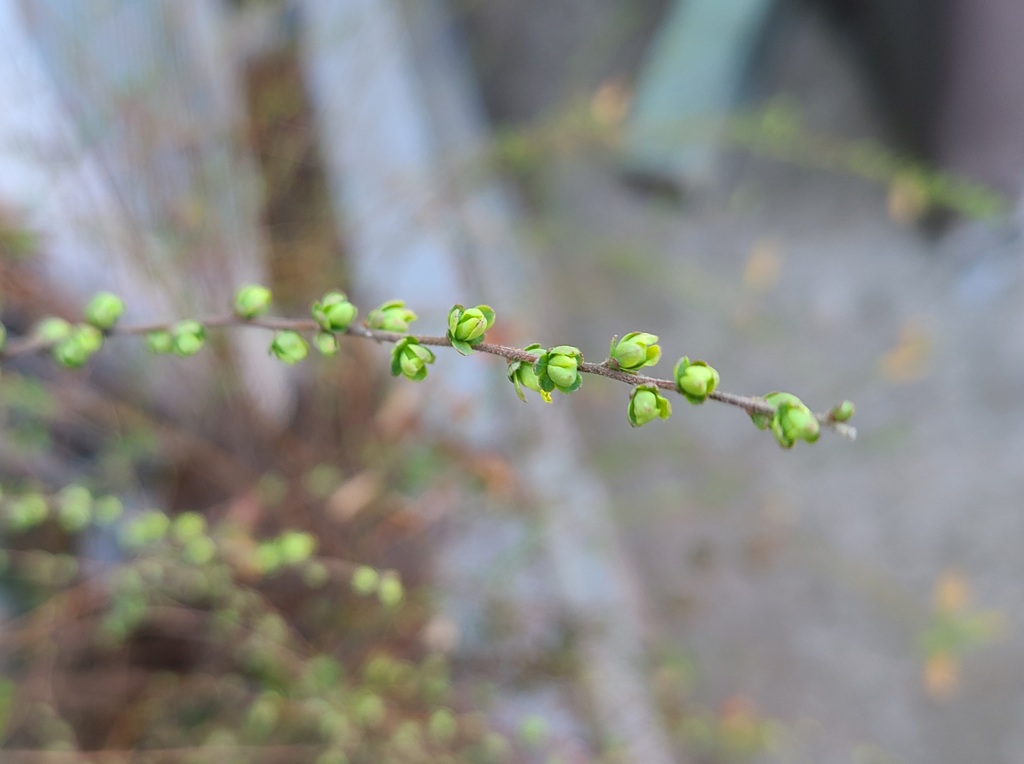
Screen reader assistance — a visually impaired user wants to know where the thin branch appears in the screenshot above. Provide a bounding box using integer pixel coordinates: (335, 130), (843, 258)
(1, 743), (327, 764)
(0, 316), (856, 440)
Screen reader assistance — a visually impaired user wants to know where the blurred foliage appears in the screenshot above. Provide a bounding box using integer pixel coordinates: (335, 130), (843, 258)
(920, 570), (1006, 702)
(728, 97), (1009, 221)
(0, 379), (527, 762)
(485, 87), (1008, 223)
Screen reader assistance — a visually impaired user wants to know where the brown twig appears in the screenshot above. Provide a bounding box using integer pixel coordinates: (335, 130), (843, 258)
(0, 316), (857, 440)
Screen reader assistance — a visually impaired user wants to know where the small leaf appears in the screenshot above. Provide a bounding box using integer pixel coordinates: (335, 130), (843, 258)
(447, 305), (463, 336)
(478, 305), (496, 328)
(451, 338), (474, 356)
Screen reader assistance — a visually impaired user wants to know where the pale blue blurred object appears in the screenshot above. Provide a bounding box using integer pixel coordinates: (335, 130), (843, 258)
(624, 0), (776, 189)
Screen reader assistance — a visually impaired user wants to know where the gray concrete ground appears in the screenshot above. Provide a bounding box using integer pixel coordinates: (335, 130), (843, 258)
(469, 3), (1024, 762)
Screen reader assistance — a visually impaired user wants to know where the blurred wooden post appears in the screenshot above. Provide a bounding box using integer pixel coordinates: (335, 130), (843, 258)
(300, 0), (675, 760)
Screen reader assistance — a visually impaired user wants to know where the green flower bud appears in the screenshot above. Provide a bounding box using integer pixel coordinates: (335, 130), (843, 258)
(145, 329), (174, 354)
(53, 325), (104, 368)
(390, 337), (435, 381)
(34, 317), (72, 343)
(534, 345), (583, 394)
(312, 291), (358, 331)
(772, 402), (820, 448)
(355, 693), (386, 729)
(547, 355), (578, 388)
(752, 392), (820, 448)
(53, 338), (88, 368)
(378, 570), (404, 608)
(314, 331), (340, 356)
(171, 320), (206, 357)
(278, 530), (317, 565)
(58, 501), (92, 533)
(609, 332), (661, 372)
(507, 343), (552, 402)
(749, 391), (796, 431)
(519, 715), (549, 747)
(84, 291), (125, 330)
(428, 709), (458, 744)
(830, 400), (855, 422)
(366, 299), (417, 332)
(76, 324), (103, 353)
(7, 492), (49, 531)
(57, 485), (93, 532)
(269, 330), (309, 365)
(245, 693), (281, 734)
(351, 565), (380, 595)
(627, 385), (672, 427)
(233, 284), (272, 319)
(171, 511), (206, 542)
(119, 510), (170, 550)
(255, 542), (282, 574)
(184, 535), (216, 565)
(94, 495), (124, 525)
(674, 357), (719, 404)
(0, 320), (6, 352)
(446, 303), (495, 355)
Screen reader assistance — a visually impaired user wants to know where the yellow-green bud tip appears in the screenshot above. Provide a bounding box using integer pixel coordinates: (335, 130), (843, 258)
(233, 284), (272, 319)
(269, 330), (309, 365)
(84, 291), (125, 330)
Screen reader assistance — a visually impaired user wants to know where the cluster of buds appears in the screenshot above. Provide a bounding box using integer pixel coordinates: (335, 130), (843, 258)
(32, 291), (126, 369)
(310, 291), (358, 357)
(1, 283), (852, 445)
(146, 320), (207, 357)
(170, 320), (206, 356)
(511, 335), (723, 430)
(54, 324), (104, 368)
(2, 484), (124, 534)
(35, 318), (99, 369)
